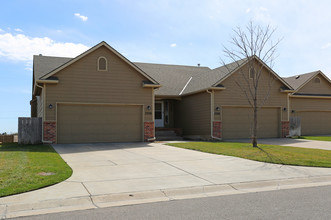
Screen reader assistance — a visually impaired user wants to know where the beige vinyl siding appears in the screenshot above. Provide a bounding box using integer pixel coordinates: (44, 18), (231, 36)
(57, 104), (142, 144)
(214, 62), (288, 121)
(290, 97), (331, 135)
(291, 97), (331, 111)
(45, 45), (153, 122)
(298, 73), (331, 94)
(175, 92), (211, 136)
(36, 96), (43, 118)
(222, 107), (280, 139)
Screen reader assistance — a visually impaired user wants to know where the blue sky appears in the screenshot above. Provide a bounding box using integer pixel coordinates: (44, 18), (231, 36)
(1, 0), (331, 133)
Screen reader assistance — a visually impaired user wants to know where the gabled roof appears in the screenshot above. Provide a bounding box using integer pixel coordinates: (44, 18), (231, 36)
(134, 62), (210, 96)
(38, 41), (159, 85)
(283, 70), (331, 92)
(32, 42), (297, 98)
(181, 56), (293, 95)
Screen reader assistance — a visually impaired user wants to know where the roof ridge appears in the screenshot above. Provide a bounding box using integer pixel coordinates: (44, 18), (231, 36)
(133, 62), (210, 69)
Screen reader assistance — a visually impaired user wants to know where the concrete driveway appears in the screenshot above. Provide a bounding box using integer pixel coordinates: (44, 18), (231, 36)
(2, 141), (331, 218)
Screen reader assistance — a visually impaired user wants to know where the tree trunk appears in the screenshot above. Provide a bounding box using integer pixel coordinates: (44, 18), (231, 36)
(252, 102), (258, 147)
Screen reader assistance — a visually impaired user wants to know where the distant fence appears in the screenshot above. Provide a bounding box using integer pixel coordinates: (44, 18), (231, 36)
(18, 117), (42, 145)
(0, 135), (14, 144)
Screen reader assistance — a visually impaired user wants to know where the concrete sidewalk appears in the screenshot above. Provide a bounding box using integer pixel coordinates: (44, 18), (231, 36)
(228, 138), (331, 150)
(1, 142), (331, 219)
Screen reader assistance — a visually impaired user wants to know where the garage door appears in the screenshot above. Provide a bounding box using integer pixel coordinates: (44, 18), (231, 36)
(57, 104), (142, 144)
(297, 111), (331, 135)
(222, 107), (280, 139)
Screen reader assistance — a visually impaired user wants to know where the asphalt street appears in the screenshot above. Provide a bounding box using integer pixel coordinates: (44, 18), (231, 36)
(12, 185), (331, 220)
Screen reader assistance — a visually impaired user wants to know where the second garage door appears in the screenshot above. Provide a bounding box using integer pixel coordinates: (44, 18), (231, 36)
(57, 104), (143, 144)
(222, 107), (280, 139)
(296, 111), (331, 135)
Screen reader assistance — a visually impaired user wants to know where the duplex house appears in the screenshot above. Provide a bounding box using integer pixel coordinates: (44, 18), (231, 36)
(284, 71), (331, 135)
(30, 41), (331, 144)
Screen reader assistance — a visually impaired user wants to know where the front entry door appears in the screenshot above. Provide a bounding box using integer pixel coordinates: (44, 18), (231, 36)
(155, 101), (164, 127)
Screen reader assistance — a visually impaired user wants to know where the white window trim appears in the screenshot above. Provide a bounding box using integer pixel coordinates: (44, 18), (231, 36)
(97, 56), (108, 71)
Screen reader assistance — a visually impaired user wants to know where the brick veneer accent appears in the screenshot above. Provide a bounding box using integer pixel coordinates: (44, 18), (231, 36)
(144, 122), (155, 141)
(213, 121), (222, 138)
(43, 121), (56, 143)
(281, 121), (290, 138)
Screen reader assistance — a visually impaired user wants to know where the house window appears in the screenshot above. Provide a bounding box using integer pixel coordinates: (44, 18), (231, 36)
(314, 77), (321, 84)
(249, 67), (255, 79)
(98, 56), (107, 71)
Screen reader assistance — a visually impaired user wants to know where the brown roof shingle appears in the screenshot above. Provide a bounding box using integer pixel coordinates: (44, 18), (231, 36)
(283, 71), (319, 90)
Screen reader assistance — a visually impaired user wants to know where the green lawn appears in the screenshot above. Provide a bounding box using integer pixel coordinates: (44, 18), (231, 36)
(168, 142), (331, 168)
(298, 136), (331, 142)
(0, 144), (72, 197)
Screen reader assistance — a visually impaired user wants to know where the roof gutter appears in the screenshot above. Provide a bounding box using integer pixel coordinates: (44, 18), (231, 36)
(142, 83), (161, 88)
(289, 94), (331, 99)
(36, 80), (59, 84)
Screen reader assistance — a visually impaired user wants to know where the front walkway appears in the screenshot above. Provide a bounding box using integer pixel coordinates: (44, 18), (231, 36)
(1, 142), (331, 218)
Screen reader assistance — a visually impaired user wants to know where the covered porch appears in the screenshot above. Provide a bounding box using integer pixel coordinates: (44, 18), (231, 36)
(154, 97), (183, 141)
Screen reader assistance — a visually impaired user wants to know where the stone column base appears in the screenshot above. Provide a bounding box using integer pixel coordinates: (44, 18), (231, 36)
(281, 121), (290, 137)
(144, 122), (155, 141)
(213, 121), (222, 138)
(43, 121), (56, 143)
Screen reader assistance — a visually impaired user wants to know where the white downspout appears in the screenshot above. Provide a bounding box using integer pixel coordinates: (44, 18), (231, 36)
(206, 89), (222, 141)
(35, 84), (46, 143)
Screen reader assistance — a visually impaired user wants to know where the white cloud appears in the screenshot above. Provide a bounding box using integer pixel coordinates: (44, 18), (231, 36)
(170, 43), (176, 47)
(246, 8), (251, 13)
(322, 42), (331, 49)
(0, 32), (89, 62)
(74, 13), (88, 22)
(259, 7), (268, 11)
(0, 28), (3, 32)
(14, 28), (23, 32)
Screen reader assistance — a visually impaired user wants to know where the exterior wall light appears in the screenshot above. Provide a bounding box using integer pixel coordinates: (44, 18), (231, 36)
(215, 106), (220, 111)
(49, 104), (53, 109)
(291, 110), (295, 113)
(283, 107), (287, 111)
(147, 105), (151, 110)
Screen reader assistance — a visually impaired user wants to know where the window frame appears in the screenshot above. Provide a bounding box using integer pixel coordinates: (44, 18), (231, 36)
(97, 56), (108, 71)
(313, 77), (321, 84)
(249, 67), (255, 80)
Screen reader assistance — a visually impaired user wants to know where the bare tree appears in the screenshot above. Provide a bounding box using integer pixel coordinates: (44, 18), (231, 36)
(221, 21), (281, 147)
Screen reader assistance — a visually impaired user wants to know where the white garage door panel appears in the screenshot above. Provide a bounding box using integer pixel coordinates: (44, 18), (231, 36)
(57, 104), (142, 144)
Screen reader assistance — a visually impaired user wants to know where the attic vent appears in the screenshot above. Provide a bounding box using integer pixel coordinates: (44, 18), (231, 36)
(295, 75), (300, 79)
(197, 63), (200, 67)
(98, 56), (107, 71)
(39, 54), (42, 56)
(314, 77), (321, 83)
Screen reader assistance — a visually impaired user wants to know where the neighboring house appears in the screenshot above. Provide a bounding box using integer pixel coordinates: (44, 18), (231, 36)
(30, 41), (330, 144)
(284, 71), (331, 135)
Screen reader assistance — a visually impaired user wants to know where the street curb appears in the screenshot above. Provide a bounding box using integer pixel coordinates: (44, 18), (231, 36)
(2, 175), (331, 219)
